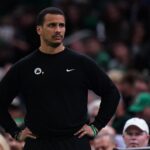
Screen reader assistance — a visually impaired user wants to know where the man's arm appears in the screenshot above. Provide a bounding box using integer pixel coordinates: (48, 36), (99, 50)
(0, 65), (21, 137)
(83, 57), (120, 131)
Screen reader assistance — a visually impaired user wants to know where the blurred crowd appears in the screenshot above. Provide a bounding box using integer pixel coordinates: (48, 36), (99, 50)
(0, 0), (150, 149)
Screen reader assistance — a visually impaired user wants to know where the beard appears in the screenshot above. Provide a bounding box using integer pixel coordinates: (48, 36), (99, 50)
(44, 35), (64, 48)
(48, 42), (61, 48)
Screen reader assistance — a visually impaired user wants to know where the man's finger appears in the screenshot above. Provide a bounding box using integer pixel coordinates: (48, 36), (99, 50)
(27, 135), (37, 139)
(78, 131), (87, 138)
(74, 128), (84, 135)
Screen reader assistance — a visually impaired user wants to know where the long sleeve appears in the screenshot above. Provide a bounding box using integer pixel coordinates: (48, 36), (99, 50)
(83, 57), (120, 130)
(0, 65), (21, 137)
(0, 48), (120, 137)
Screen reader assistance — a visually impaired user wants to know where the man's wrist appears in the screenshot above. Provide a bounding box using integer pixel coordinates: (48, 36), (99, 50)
(90, 124), (99, 137)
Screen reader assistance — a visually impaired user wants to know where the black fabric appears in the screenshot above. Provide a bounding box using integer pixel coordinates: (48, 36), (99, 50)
(0, 47), (120, 137)
(23, 136), (91, 150)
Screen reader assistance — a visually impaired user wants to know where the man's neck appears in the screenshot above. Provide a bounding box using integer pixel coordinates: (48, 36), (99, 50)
(39, 44), (65, 54)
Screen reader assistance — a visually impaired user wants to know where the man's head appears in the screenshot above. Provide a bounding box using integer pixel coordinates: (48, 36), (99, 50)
(36, 7), (66, 48)
(129, 92), (150, 112)
(123, 117), (149, 148)
(93, 133), (116, 150)
(36, 7), (65, 26)
(99, 126), (116, 137)
(129, 93), (150, 123)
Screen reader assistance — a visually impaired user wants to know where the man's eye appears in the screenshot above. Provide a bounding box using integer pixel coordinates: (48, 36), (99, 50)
(126, 132), (133, 136)
(48, 24), (56, 27)
(59, 23), (65, 27)
(126, 132), (143, 136)
(135, 132), (144, 136)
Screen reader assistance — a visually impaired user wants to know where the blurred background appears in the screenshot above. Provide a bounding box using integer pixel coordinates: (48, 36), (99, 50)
(0, 0), (150, 149)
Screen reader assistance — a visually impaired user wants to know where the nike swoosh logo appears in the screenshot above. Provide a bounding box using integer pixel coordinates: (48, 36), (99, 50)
(66, 69), (75, 72)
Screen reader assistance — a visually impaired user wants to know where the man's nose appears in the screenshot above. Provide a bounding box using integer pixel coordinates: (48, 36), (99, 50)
(130, 134), (137, 139)
(55, 25), (61, 32)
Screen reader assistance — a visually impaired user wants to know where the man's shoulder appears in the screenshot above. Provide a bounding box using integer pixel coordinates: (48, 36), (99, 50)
(12, 50), (38, 68)
(16, 50), (37, 63)
(19, 50), (37, 62)
(66, 47), (93, 61)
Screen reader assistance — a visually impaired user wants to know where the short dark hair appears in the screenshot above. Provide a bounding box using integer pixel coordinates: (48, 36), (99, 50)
(36, 7), (65, 26)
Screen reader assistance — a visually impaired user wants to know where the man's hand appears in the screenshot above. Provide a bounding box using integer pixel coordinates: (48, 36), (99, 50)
(16, 127), (37, 141)
(74, 124), (96, 138)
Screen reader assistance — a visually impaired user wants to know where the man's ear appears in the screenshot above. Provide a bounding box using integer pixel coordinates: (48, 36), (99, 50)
(36, 26), (41, 35)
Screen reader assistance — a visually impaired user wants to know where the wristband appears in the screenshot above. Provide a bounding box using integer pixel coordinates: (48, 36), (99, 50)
(90, 124), (99, 137)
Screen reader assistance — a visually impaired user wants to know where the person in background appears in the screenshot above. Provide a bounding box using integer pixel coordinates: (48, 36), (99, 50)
(129, 92), (150, 129)
(0, 126), (24, 150)
(0, 134), (10, 150)
(97, 125), (126, 148)
(88, 99), (101, 123)
(0, 7), (120, 150)
(92, 133), (117, 150)
(123, 117), (149, 148)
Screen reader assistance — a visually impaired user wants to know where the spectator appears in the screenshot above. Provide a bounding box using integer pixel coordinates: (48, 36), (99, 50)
(92, 133), (117, 150)
(0, 134), (10, 150)
(129, 92), (150, 129)
(123, 117), (149, 148)
(99, 125), (116, 137)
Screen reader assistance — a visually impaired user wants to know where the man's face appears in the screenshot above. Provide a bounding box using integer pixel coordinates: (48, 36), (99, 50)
(93, 135), (116, 150)
(123, 126), (149, 148)
(37, 14), (66, 47)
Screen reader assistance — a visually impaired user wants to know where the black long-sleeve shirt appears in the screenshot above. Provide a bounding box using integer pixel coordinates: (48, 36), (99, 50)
(0, 48), (120, 137)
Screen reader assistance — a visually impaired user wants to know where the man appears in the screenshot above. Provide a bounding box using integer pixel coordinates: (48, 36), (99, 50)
(123, 117), (149, 148)
(92, 133), (117, 150)
(91, 126), (117, 150)
(0, 7), (120, 150)
(129, 92), (150, 129)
